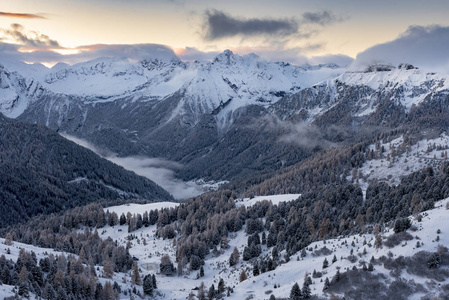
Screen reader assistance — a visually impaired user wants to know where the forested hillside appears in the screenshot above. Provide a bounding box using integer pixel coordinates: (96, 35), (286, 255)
(0, 114), (173, 227)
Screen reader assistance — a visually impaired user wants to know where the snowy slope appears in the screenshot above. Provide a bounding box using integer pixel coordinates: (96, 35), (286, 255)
(2, 196), (448, 299)
(42, 57), (191, 101)
(277, 63), (449, 125)
(349, 133), (449, 194)
(96, 197), (449, 299)
(337, 64), (449, 114)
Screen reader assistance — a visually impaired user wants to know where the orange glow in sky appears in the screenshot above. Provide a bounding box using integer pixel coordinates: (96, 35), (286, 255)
(2, 0), (449, 65)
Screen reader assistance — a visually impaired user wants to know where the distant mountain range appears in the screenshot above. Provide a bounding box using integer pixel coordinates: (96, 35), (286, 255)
(1, 51), (448, 183)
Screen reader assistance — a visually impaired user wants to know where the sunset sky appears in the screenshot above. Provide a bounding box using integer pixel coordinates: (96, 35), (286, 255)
(1, 0), (449, 69)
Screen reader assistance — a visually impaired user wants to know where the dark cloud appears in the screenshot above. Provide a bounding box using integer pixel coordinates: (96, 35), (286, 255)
(0, 12), (46, 19)
(3, 23), (59, 47)
(353, 25), (449, 73)
(302, 11), (342, 26)
(203, 10), (298, 40)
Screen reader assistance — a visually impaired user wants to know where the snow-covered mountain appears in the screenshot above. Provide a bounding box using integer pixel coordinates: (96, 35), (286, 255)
(0, 50), (345, 128)
(42, 56), (189, 101)
(179, 50), (344, 130)
(1, 53), (449, 182)
(0, 65), (45, 118)
(274, 63), (449, 124)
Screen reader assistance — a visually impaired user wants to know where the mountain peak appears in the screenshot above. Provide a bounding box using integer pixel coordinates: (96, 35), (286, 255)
(213, 49), (235, 64)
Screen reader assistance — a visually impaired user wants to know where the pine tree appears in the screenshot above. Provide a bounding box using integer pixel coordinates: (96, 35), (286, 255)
(103, 256), (114, 278)
(109, 212), (118, 226)
(218, 278), (225, 294)
(143, 211), (149, 227)
(272, 246), (279, 260)
(428, 252), (441, 269)
(302, 278), (311, 298)
(187, 291), (196, 300)
(143, 275), (154, 295)
(160, 255), (175, 276)
(322, 257), (329, 269)
(43, 282), (56, 299)
(375, 234), (382, 249)
(323, 277), (330, 291)
(229, 247), (239, 266)
(198, 282), (206, 300)
(290, 282), (302, 300)
(152, 274), (157, 289)
(301, 248), (307, 258)
(239, 270), (247, 282)
(221, 236), (230, 250)
(119, 213), (127, 226)
(18, 280), (30, 298)
(95, 282), (103, 299)
(333, 270), (340, 283)
(208, 284), (216, 300)
(103, 281), (115, 300)
(131, 261), (141, 285)
(253, 264), (260, 276)
(200, 265), (204, 277)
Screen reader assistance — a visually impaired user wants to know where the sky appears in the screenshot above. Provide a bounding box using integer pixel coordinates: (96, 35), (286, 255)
(1, 0), (449, 69)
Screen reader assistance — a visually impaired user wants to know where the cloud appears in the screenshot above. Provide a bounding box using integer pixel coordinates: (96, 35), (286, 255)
(256, 115), (334, 150)
(0, 12), (46, 19)
(76, 43), (178, 62)
(232, 46), (312, 65)
(175, 46), (352, 67)
(203, 10), (298, 40)
(0, 23), (349, 69)
(3, 23), (59, 48)
(202, 10), (346, 41)
(61, 134), (204, 199)
(353, 25), (449, 73)
(308, 54), (354, 67)
(176, 47), (220, 61)
(0, 38), (179, 68)
(302, 11), (343, 26)
(0, 40), (350, 71)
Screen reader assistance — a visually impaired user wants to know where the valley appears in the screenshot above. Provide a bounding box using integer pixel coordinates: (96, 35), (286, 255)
(0, 28), (449, 300)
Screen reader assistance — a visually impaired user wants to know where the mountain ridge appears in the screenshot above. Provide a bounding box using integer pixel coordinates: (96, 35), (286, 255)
(2, 54), (449, 183)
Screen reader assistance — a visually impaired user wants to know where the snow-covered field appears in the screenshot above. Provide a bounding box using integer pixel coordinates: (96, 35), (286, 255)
(235, 194), (301, 208)
(105, 202), (179, 216)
